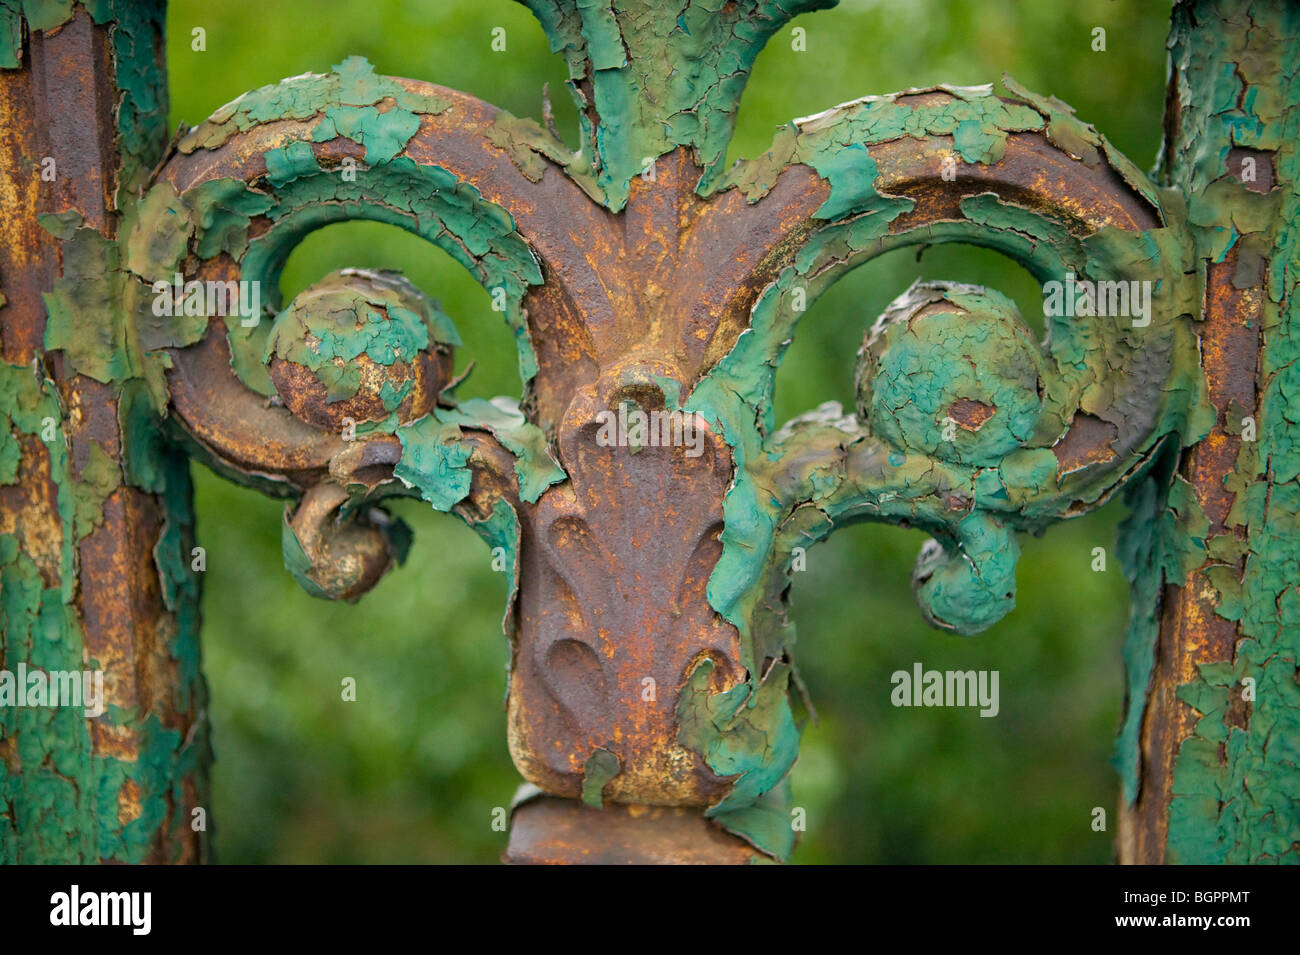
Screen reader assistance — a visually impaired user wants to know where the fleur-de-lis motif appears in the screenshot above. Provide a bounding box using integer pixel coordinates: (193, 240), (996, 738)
(120, 1), (1203, 862)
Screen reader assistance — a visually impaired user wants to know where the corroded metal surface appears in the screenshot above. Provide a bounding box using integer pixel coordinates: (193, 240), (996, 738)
(0, 5), (208, 863)
(1119, 249), (1262, 865)
(134, 82), (1189, 843)
(1114, 0), (1300, 866)
(6, 0), (1289, 865)
(506, 794), (760, 865)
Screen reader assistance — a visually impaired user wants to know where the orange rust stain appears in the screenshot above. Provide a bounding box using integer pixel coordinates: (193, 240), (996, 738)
(117, 778), (143, 827)
(948, 397), (996, 431)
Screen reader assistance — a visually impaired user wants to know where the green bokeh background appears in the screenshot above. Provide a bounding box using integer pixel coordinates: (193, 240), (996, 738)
(165, 0), (1170, 863)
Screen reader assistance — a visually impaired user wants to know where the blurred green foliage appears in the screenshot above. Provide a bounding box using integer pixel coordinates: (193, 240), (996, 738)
(167, 0), (1170, 863)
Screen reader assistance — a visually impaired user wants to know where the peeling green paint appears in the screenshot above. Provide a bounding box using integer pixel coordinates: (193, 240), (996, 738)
(517, 0), (838, 211)
(482, 110), (602, 203)
(180, 54), (451, 153)
(43, 223), (170, 411)
(466, 497), (523, 639)
(1150, 0), (1300, 864)
(390, 391), (563, 635)
(580, 747), (619, 809)
(394, 413), (474, 512)
(0, 1), (21, 70)
(87, 0), (169, 199)
(264, 269), (439, 406)
(714, 777), (794, 862)
(118, 55), (566, 658)
(672, 79), (1213, 856)
(389, 387), (563, 647)
(1, 0), (207, 863)
(431, 397), (564, 504)
(715, 82), (1042, 211)
(128, 57), (544, 399)
(860, 284), (1046, 466)
(676, 655), (799, 858)
(10, 0), (1287, 866)
(0, 361), (207, 863)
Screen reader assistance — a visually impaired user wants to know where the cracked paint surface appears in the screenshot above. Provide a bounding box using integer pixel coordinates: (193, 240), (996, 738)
(669, 76), (1213, 856)
(1134, 0), (1300, 864)
(0, 355), (206, 862)
(7, 0), (1292, 866)
(517, 0), (836, 211)
(264, 268), (453, 425)
(1, 1), (206, 863)
(128, 56), (543, 398)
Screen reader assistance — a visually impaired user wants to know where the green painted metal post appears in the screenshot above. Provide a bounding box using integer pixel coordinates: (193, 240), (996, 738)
(0, 1), (209, 864)
(1117, 0), (1300, 864)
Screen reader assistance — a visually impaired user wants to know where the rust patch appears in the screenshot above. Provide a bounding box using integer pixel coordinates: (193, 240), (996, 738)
(1052, 412), (1120, 476)
(948, 397), (996, 431)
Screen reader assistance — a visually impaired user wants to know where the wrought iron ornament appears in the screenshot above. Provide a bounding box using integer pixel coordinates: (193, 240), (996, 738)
(0, 0), (1295, 864)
